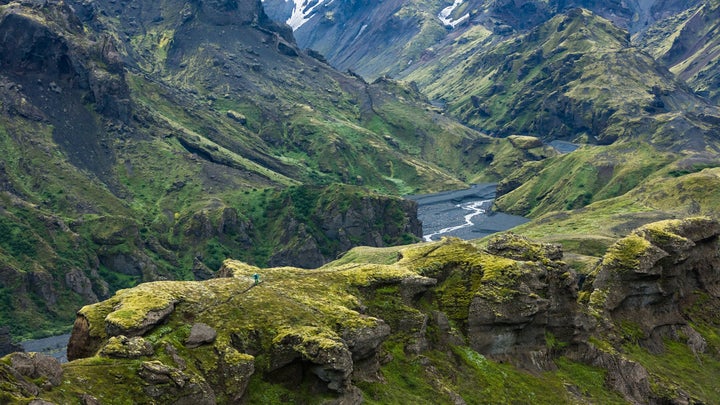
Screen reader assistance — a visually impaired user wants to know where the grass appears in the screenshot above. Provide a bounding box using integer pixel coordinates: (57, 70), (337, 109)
(625, 339), (720, 403)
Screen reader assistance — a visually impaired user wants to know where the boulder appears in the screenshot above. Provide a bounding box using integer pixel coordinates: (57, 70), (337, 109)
(138, 360), (216, 404)
(185, 323), (217, 348)
(105, 299), (178, 338)
(226, 110), (247, 124)
(65, 268), (99, 303)
(8, 352), (63, 386)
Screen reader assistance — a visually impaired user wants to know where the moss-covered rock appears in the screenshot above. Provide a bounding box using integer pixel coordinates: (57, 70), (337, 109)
(591, 217), (720, 356)
(17, 221), (720, 403)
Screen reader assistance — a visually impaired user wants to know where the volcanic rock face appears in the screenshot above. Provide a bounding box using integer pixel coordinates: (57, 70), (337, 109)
(590, 218), (720, 350)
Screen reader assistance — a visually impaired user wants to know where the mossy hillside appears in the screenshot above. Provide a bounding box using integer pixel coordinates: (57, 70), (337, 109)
(624, 339), (720, 404)
(44, 237), (639, 403)
(504, 166), (720, 262)
(637, 0), (720, 103)
(232, 184), (421, 267)
(0, 118), (137, 339)
(64, 258), (422, 400)
(0, 0), (524, 342)
(495, 142), (674, 217)
(396, 237), (548, 328)
(400, 23), (495, 86)
(358, 342), (628, 404)
(323, 245), (406, 268)
(406, 8), (719, 148)
(114, 4), (490, 196)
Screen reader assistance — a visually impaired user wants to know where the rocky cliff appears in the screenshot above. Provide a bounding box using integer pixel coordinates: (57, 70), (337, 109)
(2, 217), (718, 403)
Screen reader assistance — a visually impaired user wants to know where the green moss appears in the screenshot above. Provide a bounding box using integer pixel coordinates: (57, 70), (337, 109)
(617, 320), (645, 343)
(587, 288), (609, 319)
(103, 283), (179, 331)
(44, 357), (149, 403)
(222, 346), (254, 365)
(545, 332), (569, 350)
(601, 235), (652, 272)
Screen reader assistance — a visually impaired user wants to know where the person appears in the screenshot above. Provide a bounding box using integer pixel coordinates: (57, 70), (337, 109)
(253, 273), (260, 285)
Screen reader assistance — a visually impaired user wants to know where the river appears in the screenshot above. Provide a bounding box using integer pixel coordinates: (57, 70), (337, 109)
(21, 333), (70, 363)
(407, 183), (528, 241)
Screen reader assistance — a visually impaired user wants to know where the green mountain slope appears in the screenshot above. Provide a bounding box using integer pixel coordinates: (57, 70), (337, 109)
(638, 0), (720, 104)
(408, 9), (720, 148)
(0, 0), (533, 341)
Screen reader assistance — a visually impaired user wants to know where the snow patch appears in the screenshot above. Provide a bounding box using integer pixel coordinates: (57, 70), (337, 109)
(285, 0), (332, 31)
(438, 0), (469, 28)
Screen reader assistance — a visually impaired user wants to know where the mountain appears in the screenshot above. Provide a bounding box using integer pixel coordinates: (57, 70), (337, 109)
(262, 0), (703, 80)
(407, 9), (720, 146)
(637, 0), (720, 104)
(0, 0), (537, 341)
(397, 9), (720, 224)
(1, 0), (720, 403)
(3, 218), (720, 403)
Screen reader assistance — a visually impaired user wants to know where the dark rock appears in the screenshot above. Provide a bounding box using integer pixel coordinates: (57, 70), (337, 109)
(192, 257), (215, 281)
(28, 270), (57, 306)
(164, 343), (187, 370)
(226, 110), (247, 124)
(270, 331), (354, 393)
(399, 276), (437, 302)
(80, 394), (101, 405)
(592, 218), (720, 349)
(65, 268), (99, 303)
(185, 323), (217, 348)
(466, 237), (578, 370)
(342, 320), (390, 362)
(138, 360), (216, 404)
(8, 352), (63, 386)
(217, 347), (255, 402)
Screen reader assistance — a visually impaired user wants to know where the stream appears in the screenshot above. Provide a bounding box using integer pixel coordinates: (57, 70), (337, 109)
(407, 183), (528, 241)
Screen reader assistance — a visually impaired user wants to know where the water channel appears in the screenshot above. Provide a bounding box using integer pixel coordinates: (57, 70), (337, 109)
(407, 183), (529, 241)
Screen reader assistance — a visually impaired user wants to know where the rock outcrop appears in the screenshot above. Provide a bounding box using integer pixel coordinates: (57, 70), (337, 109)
(9, 218), (720, 403)
(266, 185), (423, 268)
(589, 217), (720, 348)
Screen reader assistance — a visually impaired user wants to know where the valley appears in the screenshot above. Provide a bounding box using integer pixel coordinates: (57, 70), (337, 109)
(1, 0), (720, 403)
